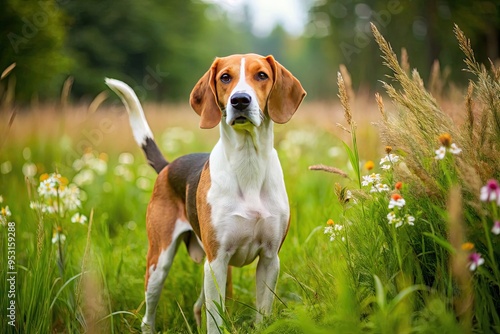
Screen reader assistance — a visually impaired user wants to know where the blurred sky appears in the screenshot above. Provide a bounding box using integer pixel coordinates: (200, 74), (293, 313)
(204, 0), (310, 37)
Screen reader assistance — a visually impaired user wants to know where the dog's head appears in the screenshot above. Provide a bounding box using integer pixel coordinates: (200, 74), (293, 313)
(190, 54), (306, 129)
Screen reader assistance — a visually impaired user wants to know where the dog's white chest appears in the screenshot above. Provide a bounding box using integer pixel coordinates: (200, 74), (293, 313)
(221, 195), (286, 267)
(208, 144), (289, 267)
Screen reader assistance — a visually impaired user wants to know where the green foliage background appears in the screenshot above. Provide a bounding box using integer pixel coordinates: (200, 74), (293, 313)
(1, 0), (500, 102)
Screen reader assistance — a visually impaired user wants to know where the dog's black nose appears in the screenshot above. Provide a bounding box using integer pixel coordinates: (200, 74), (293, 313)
(230, 93), (251, 111)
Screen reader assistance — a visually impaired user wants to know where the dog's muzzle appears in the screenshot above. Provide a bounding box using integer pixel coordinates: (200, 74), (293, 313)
(228, 92), (253, 126)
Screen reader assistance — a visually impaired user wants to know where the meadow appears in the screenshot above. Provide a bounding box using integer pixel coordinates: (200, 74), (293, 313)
(1, 25), (499, 333)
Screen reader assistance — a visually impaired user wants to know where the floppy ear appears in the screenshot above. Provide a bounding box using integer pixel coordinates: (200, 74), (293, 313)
(265, 55), (306, 124)
(189, 59), (221, 129)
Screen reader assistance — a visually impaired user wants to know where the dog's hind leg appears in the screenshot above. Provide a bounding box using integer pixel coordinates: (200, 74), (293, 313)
(142, 243), (176, 334)
(142, 218), (191, 333)
(141, 170), (193, 333)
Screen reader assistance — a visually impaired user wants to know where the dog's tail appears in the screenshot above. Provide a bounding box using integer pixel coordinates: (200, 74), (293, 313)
(105, 78), (168, 174)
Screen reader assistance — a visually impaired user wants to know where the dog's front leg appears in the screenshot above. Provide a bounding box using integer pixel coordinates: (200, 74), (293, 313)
(204, 257), (228, 333)
(255, 254), (280, 323)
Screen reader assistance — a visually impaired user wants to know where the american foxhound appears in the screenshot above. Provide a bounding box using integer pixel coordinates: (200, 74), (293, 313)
(106, 53), (306, 333)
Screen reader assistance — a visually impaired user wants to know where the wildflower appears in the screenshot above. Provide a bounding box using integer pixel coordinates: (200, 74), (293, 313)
(438, 133), (452, 147)
(1, 205), (12, 226)
(435, 146), (447, 160)
(32, 172), (84, 216)
(435, 133), (462, 160)
(467, 252), (484, 271)
(371, 183), (390, 193)
(387, 211), (397, 223)
(361, 173), (382, 186)
(388, 193), (405, 209)
(364, 160), (374, 171)
(385, 146), (392, 154)
(395, 181), (403, 190)
(327, 219), (335, 225)
(62, 184), (82, 211)
(324, 222), (345, 242)
(461, 242), (474, 251)
(380, 154), (400, 165)
(71, 213), (87, 224)
(52, 229), (66, 244)
(492, 221), (500, 235)
(387, 211), (403, 228)
(480, 179), (500, 204)
(449, 143), (462, 155)
(381, 164), (391, 171)
(405, 214), (415, 226)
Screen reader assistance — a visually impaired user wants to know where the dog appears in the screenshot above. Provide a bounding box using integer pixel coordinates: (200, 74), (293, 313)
(105, 53), (306, 333)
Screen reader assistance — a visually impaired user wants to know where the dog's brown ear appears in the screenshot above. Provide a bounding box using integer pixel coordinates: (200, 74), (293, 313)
(265, 55), (306, 124)
(190, 59), (221, 129)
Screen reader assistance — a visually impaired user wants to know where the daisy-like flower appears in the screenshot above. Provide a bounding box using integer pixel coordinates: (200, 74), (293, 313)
(387, 211), (403, 227)
(388, 193), (406, 209)
(62, 184), (82, 211)
(370, 183), (390, 193)
(1, 205), (12, 226)
(324, 220), (345, 242)
(32, 172), (85, 217)
(405, 214), (415, 226)
(71, 213), (87, 224)
(361, 173), (382, 186)
(468, 252), (484, 271)
(52, 230), (66, 244)
(38, 177), (57, 197)
(449, 143), (462, 155)
(492, 221), (500, 235)
(435, 146), (447, 160)
(38, 173), (69, 199)
(480, 179), (500, 204)
(435, 133), (462, 160)
(380, 153), (400, 165)
(381, 164), (391, 171)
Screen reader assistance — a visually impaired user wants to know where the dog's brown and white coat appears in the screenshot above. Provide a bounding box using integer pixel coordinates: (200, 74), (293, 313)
(106, 53), (305, 333)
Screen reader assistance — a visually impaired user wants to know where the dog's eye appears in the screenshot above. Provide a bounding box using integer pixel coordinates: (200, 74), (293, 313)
(256, 72), (268, 81)
(220, 73), (232, 83)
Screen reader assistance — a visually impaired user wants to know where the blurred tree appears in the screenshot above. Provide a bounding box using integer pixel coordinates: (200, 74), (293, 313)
(309, 0), (500, 93)
(60, 0), (211, 101)
(0, 0), (71, 102)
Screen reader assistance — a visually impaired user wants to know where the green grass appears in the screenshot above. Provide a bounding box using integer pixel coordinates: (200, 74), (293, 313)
(1, 26), (500, 333)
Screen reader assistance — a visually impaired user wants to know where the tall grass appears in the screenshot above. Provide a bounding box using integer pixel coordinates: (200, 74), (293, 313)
(1, 26), (499, 333)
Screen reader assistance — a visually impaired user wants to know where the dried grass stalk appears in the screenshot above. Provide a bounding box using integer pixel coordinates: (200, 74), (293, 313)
(60, 76), (74, 111)
(447, 186), (473, 332)
(1, 63), (16, 80)
(309, 164), (350, 179)
(375, 92), (386, 121)
(337, 71), (352, 126)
